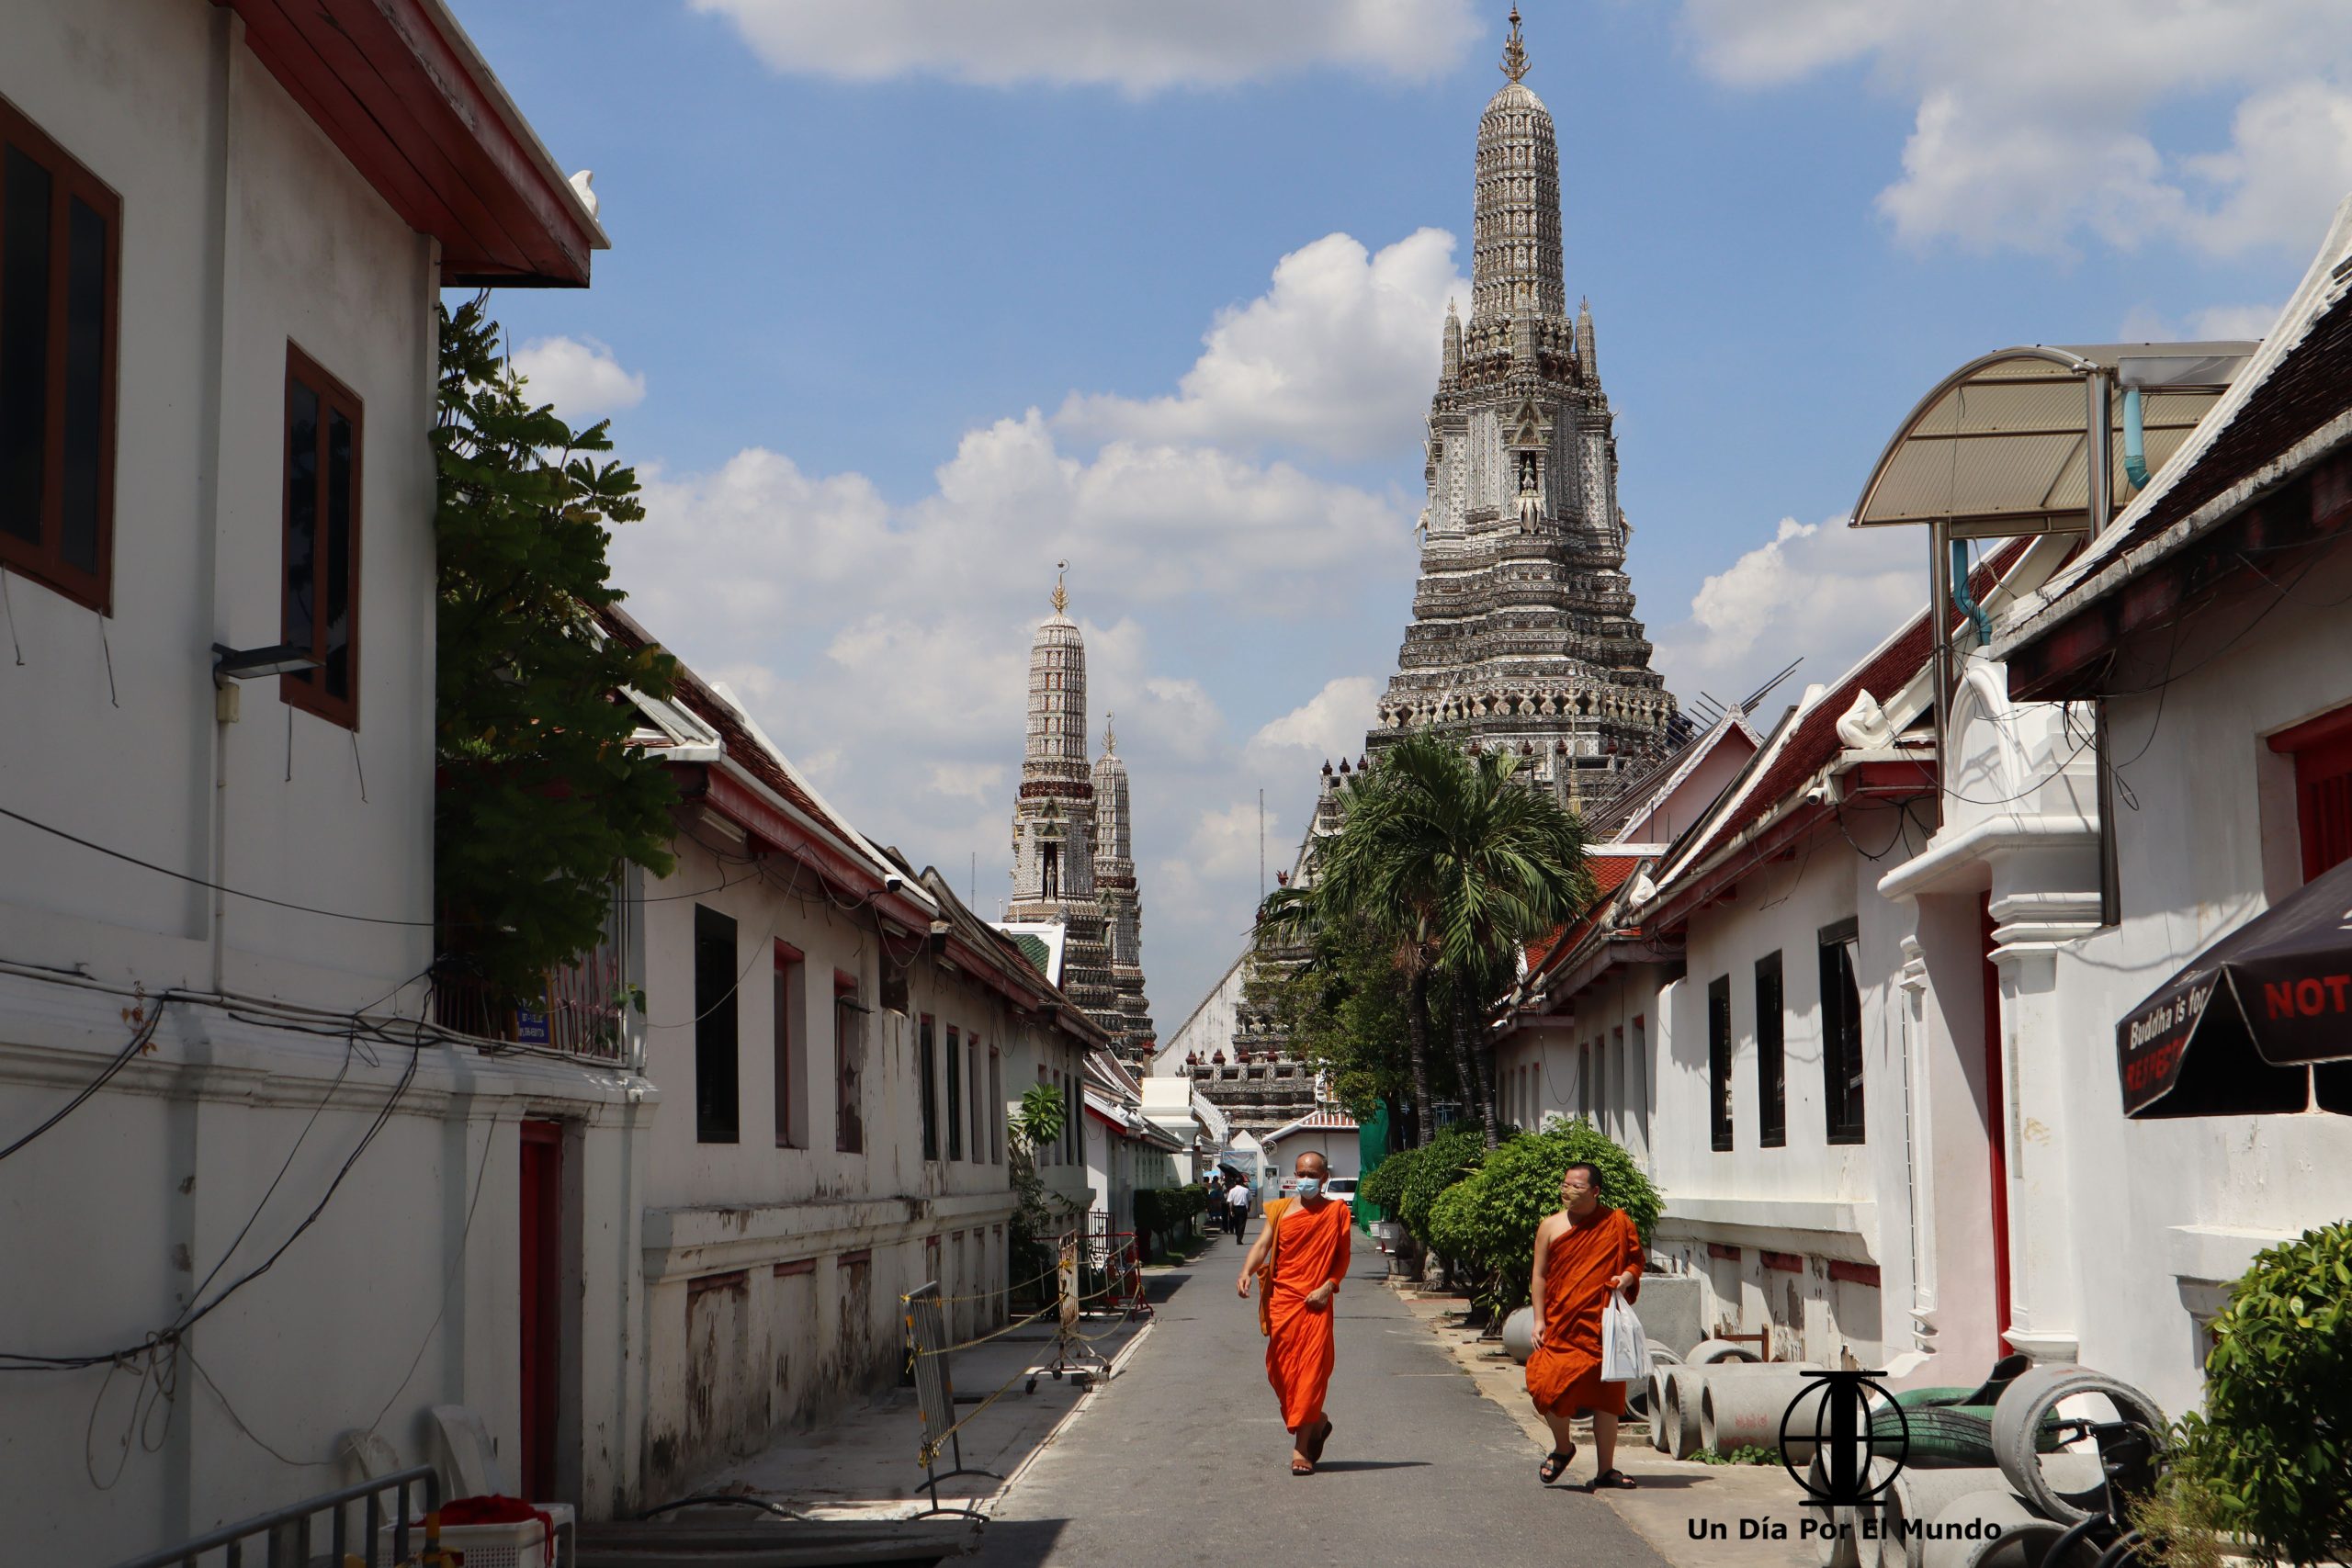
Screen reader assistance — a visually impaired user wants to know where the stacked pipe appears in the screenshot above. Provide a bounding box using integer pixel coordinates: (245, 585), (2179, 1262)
(1802, 1366), (2164, 1568)
(1657, 1360), (1823, 1460)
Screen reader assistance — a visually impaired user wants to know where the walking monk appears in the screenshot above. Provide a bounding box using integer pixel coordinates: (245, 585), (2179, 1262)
(1236, 1151), (1351, 1474)
(1525, 1160), (1644, 1490)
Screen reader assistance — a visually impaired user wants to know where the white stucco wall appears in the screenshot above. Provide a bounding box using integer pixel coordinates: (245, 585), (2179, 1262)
(632, 832), (1055, 1501)
(0, 7), (638, 1560)
(0, 1), (436, 1013)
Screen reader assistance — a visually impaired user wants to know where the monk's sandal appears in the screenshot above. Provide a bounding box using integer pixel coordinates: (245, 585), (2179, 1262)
(1539, 1448), (1576, 1484)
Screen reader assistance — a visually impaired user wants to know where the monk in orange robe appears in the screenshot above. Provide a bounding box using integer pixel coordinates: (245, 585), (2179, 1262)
(1525, 1160), (1644, 1489)
(1237, 1151), (1352, 1474)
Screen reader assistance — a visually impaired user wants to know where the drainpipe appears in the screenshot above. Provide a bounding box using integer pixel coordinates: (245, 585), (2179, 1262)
(1951, 538), (1992, 649)
(2085, 369), (2115, 531)
(2121, 385), (2151, 491)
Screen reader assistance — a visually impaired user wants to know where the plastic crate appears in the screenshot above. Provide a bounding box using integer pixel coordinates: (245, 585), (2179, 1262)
(375, 1516), (548, 1567)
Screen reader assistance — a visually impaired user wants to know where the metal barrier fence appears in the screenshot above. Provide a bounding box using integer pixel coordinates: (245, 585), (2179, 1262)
(904, 1281), (1000, 1519)
(114, 1465), (443, 1568)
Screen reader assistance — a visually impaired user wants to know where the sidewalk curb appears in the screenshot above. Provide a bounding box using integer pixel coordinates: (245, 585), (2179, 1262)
(981, 1314), (1158, 1515)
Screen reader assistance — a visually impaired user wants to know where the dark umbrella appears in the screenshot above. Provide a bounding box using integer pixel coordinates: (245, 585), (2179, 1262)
(2119, 856), (2352, 1118)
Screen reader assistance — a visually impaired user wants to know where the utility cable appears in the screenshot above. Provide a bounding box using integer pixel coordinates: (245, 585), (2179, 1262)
(0, 1003), (164, 1164)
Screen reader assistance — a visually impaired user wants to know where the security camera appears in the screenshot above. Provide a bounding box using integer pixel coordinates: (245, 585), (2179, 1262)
(882, 873), (905, 894)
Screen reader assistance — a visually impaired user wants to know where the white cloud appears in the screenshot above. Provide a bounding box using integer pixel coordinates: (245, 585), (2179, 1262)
(511, 335), (646, 416)
(692, 0), (1481, 95)
(1246, 676), (1383, 765)
(2117, 300), (2281, 343)
(1678, 0), (2352, 256)
(1652, 516), (1922, 704)
(599, 235), (1431, 1007)
(1058, 230), (1468, 460)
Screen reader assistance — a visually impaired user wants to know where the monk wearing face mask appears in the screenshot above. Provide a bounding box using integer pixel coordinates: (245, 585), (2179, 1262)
(1237, 1151), (1352, 1474)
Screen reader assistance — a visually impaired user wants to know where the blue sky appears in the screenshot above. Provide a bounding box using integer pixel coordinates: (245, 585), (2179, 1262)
(452, 0), (2351, 1022)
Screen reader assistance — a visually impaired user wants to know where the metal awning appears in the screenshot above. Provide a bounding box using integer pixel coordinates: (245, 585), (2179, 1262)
(1852, 343), (2256, 538)
(2119, 857), (2352, 1119)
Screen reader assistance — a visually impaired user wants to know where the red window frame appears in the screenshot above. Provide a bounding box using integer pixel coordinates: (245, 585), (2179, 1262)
(2268, 705), (2352, 885)
(0, 95), (119, 615)
(774, 940), (803, 1148)
(280, 343), (363, 728)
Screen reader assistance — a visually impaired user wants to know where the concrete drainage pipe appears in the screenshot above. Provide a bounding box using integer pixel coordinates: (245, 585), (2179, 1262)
(1805, 1454), (1900, 1568)
(1877, 1469), (2009, 1568)
(1702, 1369), (1836, 1461)
(1963, 1518), (2071, 1568)
(1688, 1337), (1764, 1366)
(1991, 1366), (2165, 1527)
(1661, 1363), (1822, 1460)
(1918, 1490), (2041, 1568)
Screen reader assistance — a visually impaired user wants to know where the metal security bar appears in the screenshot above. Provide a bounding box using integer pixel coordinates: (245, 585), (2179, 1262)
(113, 1464), (442, 1568)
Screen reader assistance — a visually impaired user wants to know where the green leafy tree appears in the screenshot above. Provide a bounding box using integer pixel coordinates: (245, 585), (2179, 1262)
(1261, 905), (1460, 1128)
(1300, 733), (1595, 1146)
(2167, 1223), (2351, 1565)
(1005, 1084), (1072, 1294)
(433, 296), (680, 1015)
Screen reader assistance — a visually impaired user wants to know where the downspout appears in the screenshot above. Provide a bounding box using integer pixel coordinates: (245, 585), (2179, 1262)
(1951, 539), (1992, 649)
(2121, 385), (2151, 491)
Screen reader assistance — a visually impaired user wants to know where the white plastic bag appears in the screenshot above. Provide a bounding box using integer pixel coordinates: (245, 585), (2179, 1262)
(1599, 1288), (1651, 1383)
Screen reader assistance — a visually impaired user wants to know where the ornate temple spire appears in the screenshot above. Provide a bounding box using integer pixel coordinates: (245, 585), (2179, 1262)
(1471, 12), (1564, 325)
(1499, 5), (1529, 83)
(1441, 298), (1463, 387)
(1578, 296), (1597, 377)
(1051, 560), (1069, 617)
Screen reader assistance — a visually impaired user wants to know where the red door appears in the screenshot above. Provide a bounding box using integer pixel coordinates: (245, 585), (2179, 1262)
(1979, 899), (2013, 1355)
(519, 1120), (562, 1501)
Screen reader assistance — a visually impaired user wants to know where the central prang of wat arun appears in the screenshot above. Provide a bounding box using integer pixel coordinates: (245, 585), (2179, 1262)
(1156, 9), (1684, 1142)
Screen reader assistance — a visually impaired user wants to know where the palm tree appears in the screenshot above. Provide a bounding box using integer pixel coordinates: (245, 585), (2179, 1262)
(1305, 732), (1595, 1147)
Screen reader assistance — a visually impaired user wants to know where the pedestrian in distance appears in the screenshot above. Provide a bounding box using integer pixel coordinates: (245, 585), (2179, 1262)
(1236, 1152), (1351, 1475)
(1225, 1175), (1250, 1238)
(1525, 1160), (1644, 1490)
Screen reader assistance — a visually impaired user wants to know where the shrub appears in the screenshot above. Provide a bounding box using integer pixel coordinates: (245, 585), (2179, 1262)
(2169, 1223), (2351, 1566)
(1425, 1119), (1665, 1316)
(1359, 1142), (1419, 1217)
(1396, 1122), (1488, 1249)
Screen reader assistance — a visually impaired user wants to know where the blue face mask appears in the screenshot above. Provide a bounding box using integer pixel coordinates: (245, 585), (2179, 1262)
(1295, 1178), (1324, 1200)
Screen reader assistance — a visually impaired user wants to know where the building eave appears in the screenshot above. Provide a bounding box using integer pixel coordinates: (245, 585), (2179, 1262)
(226, 0), (605, 287)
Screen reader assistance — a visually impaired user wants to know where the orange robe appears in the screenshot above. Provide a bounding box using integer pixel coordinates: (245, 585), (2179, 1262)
(1525, 1206), (1644, 1418)
(1264, 1199), (1352, 1431)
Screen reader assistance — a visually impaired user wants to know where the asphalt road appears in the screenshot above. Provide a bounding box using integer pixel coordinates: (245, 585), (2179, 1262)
(971, 1229), (1675, 1568)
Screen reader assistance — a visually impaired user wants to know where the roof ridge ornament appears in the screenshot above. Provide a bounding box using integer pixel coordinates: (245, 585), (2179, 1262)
(1052, 559), (1069, 615)
(1500, 6), (1529, 82)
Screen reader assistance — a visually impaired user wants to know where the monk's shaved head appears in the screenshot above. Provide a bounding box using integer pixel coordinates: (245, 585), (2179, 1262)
(1295, 1151), (1329, 1177)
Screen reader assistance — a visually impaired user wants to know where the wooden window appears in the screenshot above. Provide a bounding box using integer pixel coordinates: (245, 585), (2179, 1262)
(988, 1045), (1003, 1164)
(774, 941), (805, 1148)
(1708, 976), (1733, 1152)
(0, 97), (119, 614)
(1756, 952), (1786, 1148)
(945, 1024), (965, 1161)
(919, 1015), (940, 1161)
(693, 906), (740, 1144)
(280, 344), (362, 728)
(1820, 919), (1866, 1145)
(2267, 705), (2352, 883)
(1611, 1027), (1626, 1140)
(833, 972), (864, 1154)
(0, 101), (117, 615)
(968, 1038), (984, 1163)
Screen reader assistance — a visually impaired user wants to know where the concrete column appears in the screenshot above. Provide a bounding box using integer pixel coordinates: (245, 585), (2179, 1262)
(1987, 886), (2101, 1365)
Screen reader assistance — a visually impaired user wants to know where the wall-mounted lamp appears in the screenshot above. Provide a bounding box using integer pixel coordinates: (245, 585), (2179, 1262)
(210, 642), (320, 722)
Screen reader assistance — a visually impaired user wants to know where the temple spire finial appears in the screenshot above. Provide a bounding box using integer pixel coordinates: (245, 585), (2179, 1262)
(1052, 559), (1069, 615)
(1104, 712), (1116, 755)
(1499, 6), (1529, 82)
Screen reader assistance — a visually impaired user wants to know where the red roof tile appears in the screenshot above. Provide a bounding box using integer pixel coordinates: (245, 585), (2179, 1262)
(1525, 853), (1644, 971)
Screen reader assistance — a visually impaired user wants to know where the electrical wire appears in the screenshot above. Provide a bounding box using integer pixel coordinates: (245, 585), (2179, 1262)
(0, 1003), (164, 1164)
